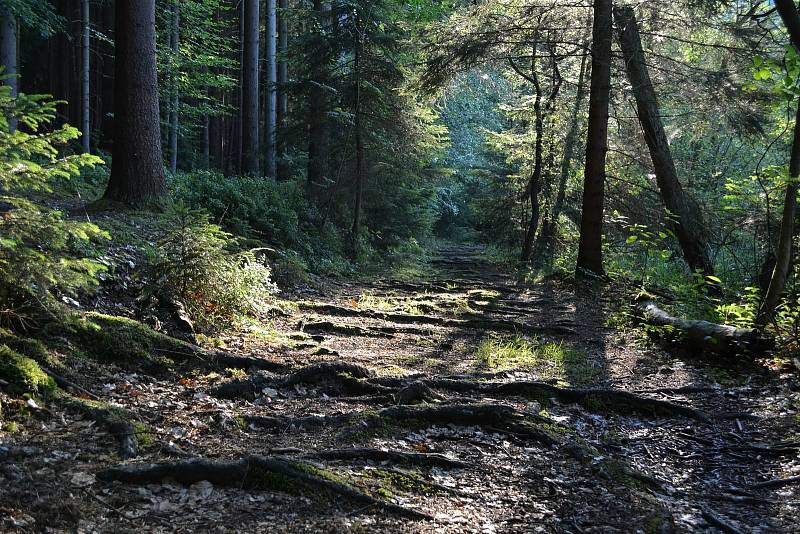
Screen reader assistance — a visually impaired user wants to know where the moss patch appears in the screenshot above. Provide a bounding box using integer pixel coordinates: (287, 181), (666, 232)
(0, 345), (56, 395)
(54, 312), (195, 372)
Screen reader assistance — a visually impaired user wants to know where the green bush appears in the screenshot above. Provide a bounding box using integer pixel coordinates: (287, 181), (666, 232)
(0, 80), (106, 328)
(170, 170), (355, 277)
(145, 203), (277, 331)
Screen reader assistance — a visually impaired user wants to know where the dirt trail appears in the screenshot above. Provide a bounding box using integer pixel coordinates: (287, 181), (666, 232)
(2, 244), (799, 533)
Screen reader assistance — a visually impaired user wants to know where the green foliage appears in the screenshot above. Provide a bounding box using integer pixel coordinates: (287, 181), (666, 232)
(0, 0), (62, 36)
(0, 83), (106, 327)
(171, 171), (355, 276)
(0, 344), (55, 394)
(156, 0), (237, 167)
(146, 203), (277, 331)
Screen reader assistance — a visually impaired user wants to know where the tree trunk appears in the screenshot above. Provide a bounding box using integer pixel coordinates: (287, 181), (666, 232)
(81, 0), (91, 153)
(758, 0), (800, 325)
(168, 0), (180, 174)
(576, 0), (612, 276)
(241, 0), (260, 175)
(351, 14), (364, 243)
(0, 6), (17, 133)
(615, 6), (713, 276)
(277, 0), (288, 180)
(521, 50), (544, 263)
(265, 0), (278, 179)
(202, 113), (210, 168)
(307, 0), (329, 195)
(101, 0), (166, 207)
(542, 22), (590, 242)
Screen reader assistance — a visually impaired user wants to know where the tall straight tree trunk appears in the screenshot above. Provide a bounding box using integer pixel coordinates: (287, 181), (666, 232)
(202, 112), (210, 168)
(276, 0), (288, 179)
(576, 0), (613, 276)
(102, 0), (166, 207)
(81, 0), (91, 153)
(265, 0), (278, 179)
(168, 0), (180, 174)
(759, 0), (800, 324)
(0, 6), (17, 132)
(520, 50), (544, 263)
(307, 0), (328, 195)
(614, 6), (713, 276)
(351, 15), (364, 242)
(241, 0), (260, 175)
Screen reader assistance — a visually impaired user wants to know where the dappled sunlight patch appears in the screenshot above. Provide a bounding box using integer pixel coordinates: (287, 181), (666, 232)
(473, 335), (598, 386)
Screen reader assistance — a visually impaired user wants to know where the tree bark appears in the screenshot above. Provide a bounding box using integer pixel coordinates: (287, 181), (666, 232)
(241, 0), (260, 175)
(168, 0), (180, 174)
(0, 6), (17, 133)
(277, 0), (288, 180)
(576, 0), (613, 276)
(615, 6), (714, 276)
(81, 0), (91, 153)
(638, 301), (773, 356)
(758, 0), (800, 324)
(520, 50), (544, 263)
(101, 0), (166, 207)
(307, 0), (329, 195)
(542, 22), (590, 243)
(351, 12), (364, 243)
(265, 0), (278, 179)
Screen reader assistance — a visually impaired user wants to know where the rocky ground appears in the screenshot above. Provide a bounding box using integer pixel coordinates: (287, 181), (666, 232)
(1, 243), (799, 533)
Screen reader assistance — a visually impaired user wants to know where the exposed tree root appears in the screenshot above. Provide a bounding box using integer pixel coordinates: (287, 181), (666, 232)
(485, 381), (710, 422)
(366, 377), (708, 420)
(212, 373), (277, 400)
(636, 300), (773, 356)
(213, 362), (392, 400)
(209, 352), (289, 372)
(301, 321), (394, 338)
(97, 456), (430, 519)
(395, 381), (442, 405)
(302, 448), (469, 468)
(283, 362), (374, 384)
(246, 413), (352, 430)
(245, 403), (560, 446)
(64, 397), (141, 459)
(298, 302), (576, 336)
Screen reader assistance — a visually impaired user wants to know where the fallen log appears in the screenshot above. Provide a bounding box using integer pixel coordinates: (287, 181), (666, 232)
(636, 301), (773, 356)
(97, 455), (429, 519)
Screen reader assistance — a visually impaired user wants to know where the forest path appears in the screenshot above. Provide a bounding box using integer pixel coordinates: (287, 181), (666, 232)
(3, 244), (799, 532)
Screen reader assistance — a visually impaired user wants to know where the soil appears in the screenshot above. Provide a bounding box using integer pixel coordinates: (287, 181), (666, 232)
(1, 243), (799, 533)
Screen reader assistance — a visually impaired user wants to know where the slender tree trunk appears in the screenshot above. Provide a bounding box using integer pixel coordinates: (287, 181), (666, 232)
(81, 0), (91, 153)
(277, 0), (288, 180)
(102, 0), (166, 207)
(758, 0), (800, 324)
(0, 6), (17, 132)
(307, 0), (328, 195)
(543, 23), (590, 241)
(351, 14), (364, 242)
(521, 50), (544, 263)
(241, 0), (260, 175)
(202, 113), (210, 168)
(168, 0), (180, 174)
(576, 0), (613, 276)
(615, 6), (713, 276)
(265, 0), (278, 179)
